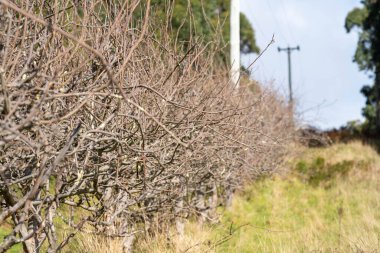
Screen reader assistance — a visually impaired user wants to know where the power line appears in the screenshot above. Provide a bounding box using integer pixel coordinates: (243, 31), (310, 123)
(278, 0), (297, 44)
(244, 2), (268, 40)
(276, 0), (304, 103)
(265, 0), (289, 44)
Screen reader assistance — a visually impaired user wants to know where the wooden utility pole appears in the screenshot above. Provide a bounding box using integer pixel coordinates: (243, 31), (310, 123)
(278, 45), (300, 103)
(230, 0), (240, 89)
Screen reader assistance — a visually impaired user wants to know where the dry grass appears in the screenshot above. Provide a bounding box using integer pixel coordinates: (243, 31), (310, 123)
(134, 223), (215, 253)
(70, 222), (214, 253)
(291, 141), (380, 166)
(67, 234), (124, 253)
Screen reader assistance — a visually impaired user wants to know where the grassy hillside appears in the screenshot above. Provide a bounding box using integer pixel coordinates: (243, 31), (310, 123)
(129, 142), (380, 253)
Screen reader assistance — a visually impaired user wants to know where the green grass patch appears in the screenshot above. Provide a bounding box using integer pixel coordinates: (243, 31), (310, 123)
(210, 142), (380, 252)
(0, 225), (22, 253)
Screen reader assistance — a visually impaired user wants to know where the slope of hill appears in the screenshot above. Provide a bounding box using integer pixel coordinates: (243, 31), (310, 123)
(126, 142), (380, 253)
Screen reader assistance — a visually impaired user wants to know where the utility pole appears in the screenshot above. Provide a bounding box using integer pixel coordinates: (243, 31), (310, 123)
(278, 45), (300, 103)
(230, 0), (240, 89)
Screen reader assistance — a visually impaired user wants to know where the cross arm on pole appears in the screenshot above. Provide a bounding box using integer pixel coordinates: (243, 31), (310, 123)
(278, 46), (300, 52)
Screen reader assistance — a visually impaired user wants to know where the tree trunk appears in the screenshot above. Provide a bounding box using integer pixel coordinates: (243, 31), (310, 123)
(122, 234), (135, 253)
(225, 182), (234, 210)
(208, 182), (218, 222)
(196, 186), (207, 225)
(175, 196), (185, 237)
(376, 67), (380, 135)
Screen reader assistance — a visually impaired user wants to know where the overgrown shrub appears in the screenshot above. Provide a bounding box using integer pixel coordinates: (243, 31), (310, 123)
(0, 1), (294, 252)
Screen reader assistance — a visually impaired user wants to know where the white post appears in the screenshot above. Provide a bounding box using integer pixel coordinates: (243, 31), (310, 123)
(230, 0), (240, 89)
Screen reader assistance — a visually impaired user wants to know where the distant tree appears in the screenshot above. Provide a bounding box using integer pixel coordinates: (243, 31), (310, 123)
(240, 12), (260, 54)
(359, 85), (377, 133)
(147, 0), (260, 55)
(345, 0), (380, 135)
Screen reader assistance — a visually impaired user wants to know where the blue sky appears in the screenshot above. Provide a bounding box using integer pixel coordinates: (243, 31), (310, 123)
(240, 0), (371, 129)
